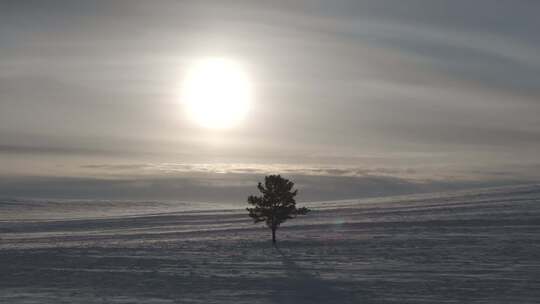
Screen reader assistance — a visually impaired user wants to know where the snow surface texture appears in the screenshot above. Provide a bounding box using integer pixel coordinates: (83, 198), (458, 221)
(1, 185), (539, 303)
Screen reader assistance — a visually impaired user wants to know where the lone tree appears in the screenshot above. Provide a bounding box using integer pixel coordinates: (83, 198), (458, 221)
(247, 175), (310, 244)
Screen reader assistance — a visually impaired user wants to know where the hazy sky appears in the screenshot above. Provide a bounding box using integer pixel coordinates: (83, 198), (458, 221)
(1, 0), (539, 202)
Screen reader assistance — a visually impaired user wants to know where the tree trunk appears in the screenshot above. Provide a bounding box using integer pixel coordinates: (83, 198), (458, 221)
(272, 228), (276, 245)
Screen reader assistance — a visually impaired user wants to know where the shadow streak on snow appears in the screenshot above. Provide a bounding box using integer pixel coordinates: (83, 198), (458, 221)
(271, 245), (357, 304)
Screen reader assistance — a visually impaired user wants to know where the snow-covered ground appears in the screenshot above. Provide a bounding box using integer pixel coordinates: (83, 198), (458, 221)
(1, 184), (539, 303)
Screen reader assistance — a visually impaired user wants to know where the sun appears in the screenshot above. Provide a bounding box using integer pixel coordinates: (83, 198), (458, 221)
(181, 58), (253, 129)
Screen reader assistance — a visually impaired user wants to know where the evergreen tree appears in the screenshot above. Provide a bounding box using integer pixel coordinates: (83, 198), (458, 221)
(247, 175), (310, 244)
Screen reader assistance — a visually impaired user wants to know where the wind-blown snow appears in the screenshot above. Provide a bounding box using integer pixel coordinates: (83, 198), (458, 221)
(1, 185), (539, 303)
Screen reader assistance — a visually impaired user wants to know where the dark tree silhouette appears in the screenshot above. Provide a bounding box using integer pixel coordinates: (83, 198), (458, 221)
(247, 175), (310, 244)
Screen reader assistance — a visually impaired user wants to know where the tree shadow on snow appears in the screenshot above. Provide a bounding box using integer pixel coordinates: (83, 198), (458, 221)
(270, 245), (357, 304)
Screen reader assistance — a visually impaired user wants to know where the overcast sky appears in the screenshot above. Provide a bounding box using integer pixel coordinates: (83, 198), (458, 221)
(1, 0), (539, 202)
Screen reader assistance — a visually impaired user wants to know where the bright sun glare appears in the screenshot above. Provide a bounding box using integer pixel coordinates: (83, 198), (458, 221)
(182, 58), (252, 129)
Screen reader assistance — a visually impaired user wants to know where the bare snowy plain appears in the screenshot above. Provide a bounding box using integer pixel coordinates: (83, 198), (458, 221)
(1, 184), (539, 303)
